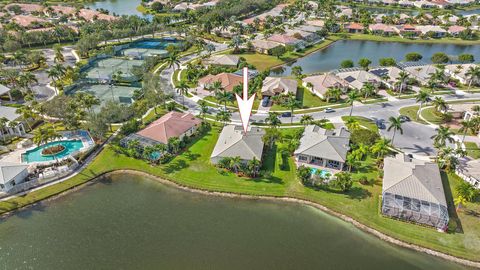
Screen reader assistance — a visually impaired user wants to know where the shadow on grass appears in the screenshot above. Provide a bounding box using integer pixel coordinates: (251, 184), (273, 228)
(442, 172), (464, 234)
(162, 159), (189, 174)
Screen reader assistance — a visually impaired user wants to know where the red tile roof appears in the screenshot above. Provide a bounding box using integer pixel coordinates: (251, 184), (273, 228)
(345, 23), (364, 30)
(137, 111), (201, 144)
(198, 73), (243, 92)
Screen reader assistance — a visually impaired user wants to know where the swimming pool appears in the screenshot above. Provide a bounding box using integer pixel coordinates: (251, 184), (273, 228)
(311, 168), (331, 178)
(22, 140), (85, 163)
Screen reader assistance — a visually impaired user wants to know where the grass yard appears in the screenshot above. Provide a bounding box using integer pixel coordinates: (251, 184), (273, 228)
(270, 86), (335, 111)
(233, 52), (285, 71)
(342, 116), (379, 132)
(1, 126), (480, 261)
(420, 107), (445, 125)
(399, 105), (427, 124)
(465, 142), (480, 159)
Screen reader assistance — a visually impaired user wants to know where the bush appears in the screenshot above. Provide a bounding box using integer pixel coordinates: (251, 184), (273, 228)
(359, 175), (369, 185)
(350, 129), (380, 147)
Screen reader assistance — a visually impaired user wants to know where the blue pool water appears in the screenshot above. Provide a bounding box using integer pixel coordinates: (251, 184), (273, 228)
(22, 140), (84, 163)
(311, 168), (330, 178)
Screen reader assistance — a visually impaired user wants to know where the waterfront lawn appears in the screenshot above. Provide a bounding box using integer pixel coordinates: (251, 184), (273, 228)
(465, 142), (480, 159)
(337, 33), (480, 45)
(2, 127), (480, 260)
(233, 52), (284, 71)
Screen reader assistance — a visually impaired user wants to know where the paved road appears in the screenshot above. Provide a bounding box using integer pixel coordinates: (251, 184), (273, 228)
(31, 46), (77, 101)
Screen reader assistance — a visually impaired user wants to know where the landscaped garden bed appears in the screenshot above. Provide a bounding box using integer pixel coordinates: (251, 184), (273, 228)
(41, 145), (66, 157)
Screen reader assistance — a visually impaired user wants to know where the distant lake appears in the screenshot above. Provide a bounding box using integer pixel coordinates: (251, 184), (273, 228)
(274, 40), (480, 76)
(87, 0), (152, 19)
(0, 174), (469, 269)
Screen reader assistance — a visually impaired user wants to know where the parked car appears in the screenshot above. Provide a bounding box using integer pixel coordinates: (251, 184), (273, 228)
(281, 112), (292, 118)
(399, 115), (411, 122)
(325, 108), (335, 113)
(376, 119), (386, 129)
(261, 96), (270, 107)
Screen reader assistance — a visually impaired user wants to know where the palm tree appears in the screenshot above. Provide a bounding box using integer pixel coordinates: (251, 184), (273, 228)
(325, 87), (341, 102)
(395, 71), (409, 94)
(283, 93), (300, 123)
(177, 81), (189, 107)
(166, 52), (180, 73)
(459, 119), (476, 143)
(346, 90), (359, 116)
(53, 46), (65, 63)
(198, 100), (209, 120)
(247, 157), (261, 177)
(229, 156), (242, 173)
(346, 153), (360, 172)
(371, 138), (391, 159)
(361, 82), (376, 99)
(387, 116), (403, 146)
(0, 117), (9, 143)
(432, 96), (447, 113)
(433, 126), (455, 148)
(215, 110), (231, 126)
(300, 115), (314, 126)
(345, 118), (360, 131)
(262, 127), (281, 149)
(15, 106), (36, 130)
(266, 112), (281, 128)
(465, 65), (480, 89)
(415, 91), (430, 120)
(454, 195), (467, 211)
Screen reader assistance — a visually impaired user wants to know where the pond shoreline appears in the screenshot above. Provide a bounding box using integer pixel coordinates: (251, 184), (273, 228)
(3, 169), (480, 269)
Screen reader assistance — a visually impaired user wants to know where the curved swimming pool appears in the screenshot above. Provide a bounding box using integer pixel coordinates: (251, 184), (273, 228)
(22, 140), (84, 163)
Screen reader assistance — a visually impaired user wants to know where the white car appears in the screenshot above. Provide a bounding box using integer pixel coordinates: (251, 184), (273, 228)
(325, 108), (335, 113)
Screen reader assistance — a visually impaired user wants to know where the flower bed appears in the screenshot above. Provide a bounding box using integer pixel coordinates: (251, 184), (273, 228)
(41, 145), (66, 157)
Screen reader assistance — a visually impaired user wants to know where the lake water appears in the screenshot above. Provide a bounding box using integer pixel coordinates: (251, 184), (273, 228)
(86, 0), (151, 18)
(0, 174), (469, 269)
(275, 40), (480, 75)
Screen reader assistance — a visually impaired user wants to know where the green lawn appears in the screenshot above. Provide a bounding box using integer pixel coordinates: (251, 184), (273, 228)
(341, 116), (378, 132)
(420, 107), (445, 125)
(2, 126), (480, 261)
(271, 86), (332, 111)
(399, 105), (427, 124)
(465, 142), (480, 159)
(233, 52), (285, 71)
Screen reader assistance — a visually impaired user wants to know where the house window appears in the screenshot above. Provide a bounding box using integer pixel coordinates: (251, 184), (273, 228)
(299, 155), (308, 161)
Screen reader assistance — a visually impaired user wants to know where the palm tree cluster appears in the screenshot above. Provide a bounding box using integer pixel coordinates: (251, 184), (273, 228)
(217, 156), (262, 178)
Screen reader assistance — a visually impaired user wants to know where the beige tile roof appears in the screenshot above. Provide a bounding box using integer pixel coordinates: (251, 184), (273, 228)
(211, 125), (265, 161)
(136, 111), (201, 144)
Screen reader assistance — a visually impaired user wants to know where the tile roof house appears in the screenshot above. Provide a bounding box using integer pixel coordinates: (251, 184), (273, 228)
(210, 125), (265, 164)
(198, 73), (243, 92)
(0, 162), (29, 193)
(444, 64), (479, 85)
(457, 158), (480, 189)
(403, 64), (439, 84)
(382, 153), (449, 230)
(335, 69), (383, 90)
(416, 25), (447, 38)
(344, 22), (364, 33)
(12, 15), (47, 28)
(448, 25), (467, 36)
(261, 77), (298, 97)
(48, 5), (77, 16)
(202, 55), (240, 67)
(394, 24), (420, 37)
(306, 20), (325, 27)
(5, 3), (44, 14)
(285, 29), (319, 42)
(251, 39), (283, 54)
(294, 125), (351, 172)
(302, 73), (349, 99)
(369, 23), (396, 35)
(267, 34), (303, 47)
(78, 9), (116, 22)
(369, 66), (404, 88)
(134, 111), (201, 144)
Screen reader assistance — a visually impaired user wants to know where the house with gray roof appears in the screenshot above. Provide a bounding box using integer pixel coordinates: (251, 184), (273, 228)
(202, 54), (240, 67)
(382, 153), (449, 230)
(0, 84), (13, 100)
(0, 162), (29, 193)
(334, 69), (383, 90)
(457, 158), (480, 189)
(210, 125), (265, 164)
(294, 125), (350, 172)
(369, 66), (404, 89)
(0, 106), (27, 139)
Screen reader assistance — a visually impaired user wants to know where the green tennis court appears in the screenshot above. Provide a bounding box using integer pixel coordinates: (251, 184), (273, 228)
(85, 58), (144, 81)
(67, 84), (141, 109)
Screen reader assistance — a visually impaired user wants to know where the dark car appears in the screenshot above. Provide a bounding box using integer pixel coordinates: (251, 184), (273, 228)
(399, 115), (411, 123)
(376, 119), (386, 129)
(281, 112), (292, 118)
(261, 96), (270, 107)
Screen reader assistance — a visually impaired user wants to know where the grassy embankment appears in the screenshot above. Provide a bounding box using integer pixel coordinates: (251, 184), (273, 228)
(1, 126), (480, 261)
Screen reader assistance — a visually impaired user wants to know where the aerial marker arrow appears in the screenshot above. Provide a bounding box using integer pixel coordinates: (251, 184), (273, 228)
(235, 67), (256, 134)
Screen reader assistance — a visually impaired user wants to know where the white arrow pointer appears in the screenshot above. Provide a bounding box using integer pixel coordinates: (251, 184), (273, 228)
(235, 67), (256, 134)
